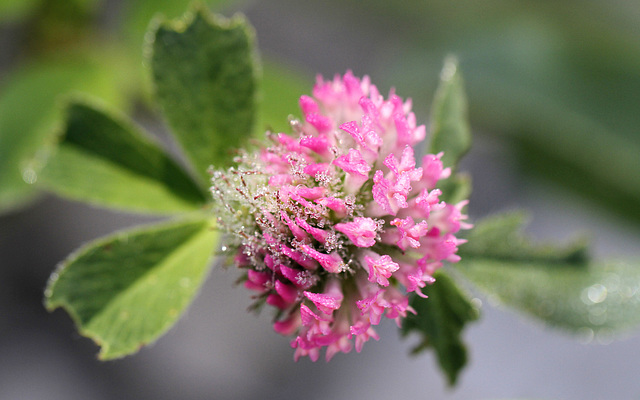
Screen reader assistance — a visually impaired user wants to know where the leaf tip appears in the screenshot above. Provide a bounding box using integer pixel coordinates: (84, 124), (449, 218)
(440, 55), (460, 82)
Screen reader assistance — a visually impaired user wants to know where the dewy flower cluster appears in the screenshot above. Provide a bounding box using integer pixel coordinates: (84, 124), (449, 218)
(211, 71), (470, 361)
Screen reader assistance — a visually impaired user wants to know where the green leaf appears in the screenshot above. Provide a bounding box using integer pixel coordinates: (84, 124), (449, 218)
(45, 217), (219, 360)
(0, 0), (40, 22)
(459, 212), (588, 265)
(39, 100), (207, 214)
(435, 172), (471, 205)
(456, 213), (640, 335)
(457, 258), (640, 337)
(149, 7), (259, 186)
(0, 53), (130, 214)
(429, 56), (471, 170)
(257, 60), (310, 135)
(119, 0), (239, 100)
(385, 3), (640, 223)
(123, 0), (238, 53)
(402, 270), (480, 386)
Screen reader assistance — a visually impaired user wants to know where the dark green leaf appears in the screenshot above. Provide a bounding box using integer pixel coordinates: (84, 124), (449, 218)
(456, 213), (640, 335)
(402, 270), (480, 386)
(119, 0), (238, 99)
(39, 100), (207, 214)
(149, 7), (259, 186)
(428, 57), (471, 170)
(123, 0), (238, 54)
(0, 53), (129, 214)
(45, 217), (219, 360)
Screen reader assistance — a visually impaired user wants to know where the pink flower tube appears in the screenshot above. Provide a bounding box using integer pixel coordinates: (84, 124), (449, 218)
(211, 71), (470, 361)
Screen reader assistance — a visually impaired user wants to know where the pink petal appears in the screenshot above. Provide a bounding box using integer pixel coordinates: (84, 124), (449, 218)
(364, 254), (400, 286)
(335, 217), (378, 248)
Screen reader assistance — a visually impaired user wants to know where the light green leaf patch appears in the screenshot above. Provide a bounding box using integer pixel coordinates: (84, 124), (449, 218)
(45, 217), (219, 360)
(457, 257), (640, 337)
(149, 6), (259, 186)
(429, 56), (471, 170)
(0, 0), (40, 22)
(257, 60), (310, 135)
(402, 270), (479, 386)
(0, 53), (129, 213)
(427, 57), (472, 206)
(456, 213), (640, 335)
(39, 100), (207, 214)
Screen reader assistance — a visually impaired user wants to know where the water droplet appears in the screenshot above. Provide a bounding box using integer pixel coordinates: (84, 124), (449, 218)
(470, 297), (483, 310)
(22, 168), (37, 184)
(587, 284), (608, 304)
(577, 327), (594, 344)
(440, 58), (458, 81)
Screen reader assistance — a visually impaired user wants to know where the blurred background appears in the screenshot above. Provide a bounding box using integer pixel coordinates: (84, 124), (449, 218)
(1, 0), (639, 399)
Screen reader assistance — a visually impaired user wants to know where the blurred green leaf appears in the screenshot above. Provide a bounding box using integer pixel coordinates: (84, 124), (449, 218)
(257, 60), (310, 136)
(0, 0), (41, 22)
(375, 0), (640, 223)
(429, 57), (471, 170)
(463, 60), (640, 225)
(456, 213), (640, 334)
(45, 217), (219, 360)
(0, 53), (130, 213)
(39, 100), (208, 214)
(457, 258), (640, 336)
(149, 7), (259, 186)
(402, 270), (479, 386)
(436, 172), (471, 206)
(459, 212), (588, 265)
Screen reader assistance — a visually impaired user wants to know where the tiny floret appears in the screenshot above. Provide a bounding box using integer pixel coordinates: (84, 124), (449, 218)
(211, 71), (470, 361)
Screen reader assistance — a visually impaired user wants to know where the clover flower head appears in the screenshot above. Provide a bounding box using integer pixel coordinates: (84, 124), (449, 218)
(211, 71), (470, 361)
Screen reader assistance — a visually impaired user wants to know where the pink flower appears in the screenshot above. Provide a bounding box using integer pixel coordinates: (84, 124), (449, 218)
(390, 216), (430, 251)
(364, 253), (399, 286)
(335, 217), (378, 247)
(211, 71), (470, 361)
